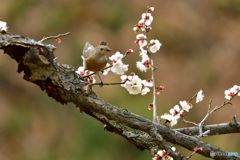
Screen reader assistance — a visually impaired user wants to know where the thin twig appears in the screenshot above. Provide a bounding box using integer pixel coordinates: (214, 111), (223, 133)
(198, 99), (212, 138)
(39, 32), (70, 43)
(186, 150), (197, 159)
(88, 82), (125, 86)
(143, 6), (158, 123)
(182, 117), (198, 126)
(197, 90), (240, 138)
(82, 72), (97, 78)
(82, 64), (113, 78)
(181, 89), (202, 125)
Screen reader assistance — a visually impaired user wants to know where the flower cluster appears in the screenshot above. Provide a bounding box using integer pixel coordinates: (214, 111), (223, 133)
(109, 51), (128, 75)
(152, 147), (176, 160)
(133, 8), (154, 32)
(75, 66), (96, 83)
(161, 104), (184, 127)
(161, 90), (204, 126)
(224, 85), (240, 100)
(133, 7), (162, 72)
(0, 21), (7, 32)
(160, 101), (191, 127)
(120, 73), (153, 95)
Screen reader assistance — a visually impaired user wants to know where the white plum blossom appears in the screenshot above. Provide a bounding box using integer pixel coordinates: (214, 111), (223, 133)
(232, 85), (240, 93)
(157, 150), (166, 157)
(0, 21), (7, 32)
(141, 13), (153, 25)
(153, 147), (175, 160)
(136, 56), (150, 72)
(133, 26), (139, 32)
(224, 85), (240, 100)
(179, 101), (192, 112)
(139, 47), (148, 59)
(136, 34), (147, 48)
(161, 113), (173, 123)
(75, 66), (85, 75)
(121, 74), (142, 95)
(75, 66), (96, 83)
(168, 105), (183, 126)
(126, 76), (142, 95)
(161, 105), (184, 127)
(141, 86), (150, 95)
(170, 116), (180, 127)
(224, 89), (235, 100)
(149, 39), (162, 53)
(111, 60), (128, 75)
(169, 105), (183, 117)
(109, 51), (123, 62)
(109, 52), (128, 75)
(136, 61), (147, 72)
(196, 90), (204, 103)
(138, 19), (145, 26)
(120, 75), (128, 83)
(102, 63), (111, 75)
(142, 80), (153, 87)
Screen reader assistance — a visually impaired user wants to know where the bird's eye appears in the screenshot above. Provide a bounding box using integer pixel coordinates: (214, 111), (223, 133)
(100, 48), (103, 51)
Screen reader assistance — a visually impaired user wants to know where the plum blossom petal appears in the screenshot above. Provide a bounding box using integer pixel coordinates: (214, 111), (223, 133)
(196, 90), (204, 103)
(149, 39), (162, 53)
(75, 66), (85, 75)
(136, 34), (147, 48)
(179, 101), (192, 112)
(111, 60), (128, 75)
(0, 21), (7, 32)
(141, 86), (150, 95)
(141, 13), (153, 25)
(142, 80), (153, 87)
(102, 63), (111, 75)
(121, 74), (142, 95)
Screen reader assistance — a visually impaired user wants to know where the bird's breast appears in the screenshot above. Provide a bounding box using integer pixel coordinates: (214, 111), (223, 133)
(84, 56), (107, 72)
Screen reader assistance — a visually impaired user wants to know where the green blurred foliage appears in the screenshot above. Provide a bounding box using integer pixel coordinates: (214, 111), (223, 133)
(0, 0), (240, 160)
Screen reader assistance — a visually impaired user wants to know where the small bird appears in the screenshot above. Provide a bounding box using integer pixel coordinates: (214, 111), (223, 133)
(82, 40), (112, 86)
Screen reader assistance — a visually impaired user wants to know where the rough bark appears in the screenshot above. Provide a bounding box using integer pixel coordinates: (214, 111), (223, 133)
(0, 31), (239, 160)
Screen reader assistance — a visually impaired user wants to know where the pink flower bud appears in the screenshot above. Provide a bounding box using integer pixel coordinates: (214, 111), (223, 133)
(146, 26), (152, 32)
(56, 38), (61, 43)
(133, 26), (139, 32)
(126, 49), (133, 54)
(148, 7), (154, 12)
(148, 103), (153, 110)
(130, 72), (135, 76)
(194, 147), (203, 151)
(156, 86), (164, 95)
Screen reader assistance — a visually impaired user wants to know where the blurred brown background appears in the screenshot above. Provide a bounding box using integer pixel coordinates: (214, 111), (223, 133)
(1, 0), (240, 160)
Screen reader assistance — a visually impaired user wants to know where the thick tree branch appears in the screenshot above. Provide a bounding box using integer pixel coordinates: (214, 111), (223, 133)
(175, 116), (240, 136)
(0, 32), (239, 160)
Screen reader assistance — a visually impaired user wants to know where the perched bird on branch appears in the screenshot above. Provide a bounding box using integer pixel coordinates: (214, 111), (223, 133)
(82, 40), (112, 86)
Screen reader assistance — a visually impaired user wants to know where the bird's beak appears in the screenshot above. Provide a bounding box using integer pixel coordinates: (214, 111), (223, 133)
(107, 49), (112, 51)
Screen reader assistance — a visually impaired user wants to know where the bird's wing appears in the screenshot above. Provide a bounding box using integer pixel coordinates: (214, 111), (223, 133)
(83, 41), (94, 58)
